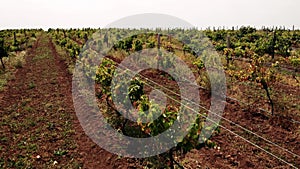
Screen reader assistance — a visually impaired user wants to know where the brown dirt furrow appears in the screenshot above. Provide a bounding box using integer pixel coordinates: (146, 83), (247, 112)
(48, 34), (136, 169)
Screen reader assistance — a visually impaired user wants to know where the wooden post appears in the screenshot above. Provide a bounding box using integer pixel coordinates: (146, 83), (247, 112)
(157, 34), (161, 69)
(226, 35), (231, 48)
(226, 34), (231, 66)
(271, 30), (276, 59)
(84, 33), (88, 43)
(104, 33), (108, 47)
(0, 57), (5, 69)
(13, 32), (17, 45)
(157, 34), (161, 50)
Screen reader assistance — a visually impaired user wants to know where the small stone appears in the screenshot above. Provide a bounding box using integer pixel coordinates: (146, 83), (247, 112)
(53, 161), (58, 165)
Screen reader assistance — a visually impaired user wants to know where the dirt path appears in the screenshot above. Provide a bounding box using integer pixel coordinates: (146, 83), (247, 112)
(0, 33), (134, 169)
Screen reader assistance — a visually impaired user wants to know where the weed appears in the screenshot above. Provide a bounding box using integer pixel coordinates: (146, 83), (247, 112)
(0, 77), (7, 91)
(28, 82), (36, 89)
(24, 106), (34, 112)
(54, 149), (68, 156)
(0, 136), (8, 143)
(26, 118), (36, 127)
(14, 59), (23, 68)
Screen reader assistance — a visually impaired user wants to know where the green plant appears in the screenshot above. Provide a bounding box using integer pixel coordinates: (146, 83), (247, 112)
(28, 81), (36, 89)
(238, 53), (277, 115)
(193, 58), (205, 70)
(54, 149), (68, 156)
(95, 59), (116, 94)
(223, 48), (234, 66)
(290, 56), (300, 72)
(132, 39), (143, 51)
(14, 59), (23, 68)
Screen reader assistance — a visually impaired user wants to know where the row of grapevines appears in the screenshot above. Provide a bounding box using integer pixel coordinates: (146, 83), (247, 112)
(0, 29), (41, 69)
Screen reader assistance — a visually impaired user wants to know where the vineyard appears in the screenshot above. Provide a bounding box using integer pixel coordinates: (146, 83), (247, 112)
(0, 27), (299, 168)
